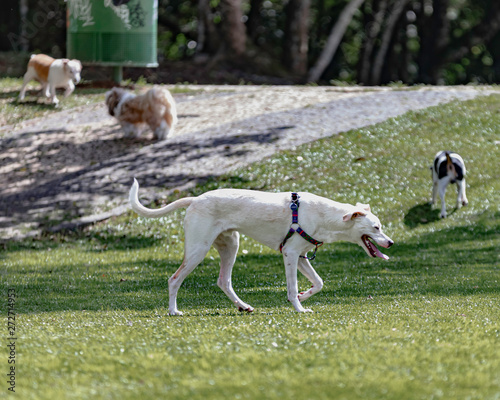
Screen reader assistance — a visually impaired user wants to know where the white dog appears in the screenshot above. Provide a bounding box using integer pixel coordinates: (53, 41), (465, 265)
(19, 54), (82, 105)
(105, 86), (177, 140)
(129, 179), (394, 315)
(431, 151), (468, 218)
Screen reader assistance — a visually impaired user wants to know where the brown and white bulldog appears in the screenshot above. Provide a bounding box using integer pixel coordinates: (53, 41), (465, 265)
(19, 54), (82, 105)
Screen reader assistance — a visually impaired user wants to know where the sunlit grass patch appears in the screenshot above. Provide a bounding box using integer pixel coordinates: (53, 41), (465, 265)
(1, 93), (500, 399)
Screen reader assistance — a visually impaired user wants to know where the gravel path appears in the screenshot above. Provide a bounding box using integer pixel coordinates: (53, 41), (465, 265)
(0, 85), (496, 239)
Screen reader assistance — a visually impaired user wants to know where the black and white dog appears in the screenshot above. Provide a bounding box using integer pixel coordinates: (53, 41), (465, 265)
(431, 151), (468, 218)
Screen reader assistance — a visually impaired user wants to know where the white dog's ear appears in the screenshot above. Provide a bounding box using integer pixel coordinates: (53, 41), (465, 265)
(356, 202), (371, 212)
(343, 210), (367, 222)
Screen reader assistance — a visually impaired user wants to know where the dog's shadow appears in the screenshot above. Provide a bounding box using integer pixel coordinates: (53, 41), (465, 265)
(404, 202), (442, 228)
(13, 99), (56, 109)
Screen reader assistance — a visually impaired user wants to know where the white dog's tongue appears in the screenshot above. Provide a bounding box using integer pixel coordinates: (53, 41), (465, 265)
(375, 248), (389, 260)
(364, 235), (390, 260)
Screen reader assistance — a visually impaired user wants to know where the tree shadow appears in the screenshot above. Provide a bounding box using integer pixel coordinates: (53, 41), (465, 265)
(0, 125), (291, 236)
(404, 202), (441, 228)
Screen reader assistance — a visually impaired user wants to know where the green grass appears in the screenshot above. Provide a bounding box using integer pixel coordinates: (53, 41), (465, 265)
(1, 92), (500, 399)
(0, 78), (107, 127)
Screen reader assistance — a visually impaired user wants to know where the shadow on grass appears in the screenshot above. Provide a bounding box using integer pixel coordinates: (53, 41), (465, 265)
(404, 202), (441, 228)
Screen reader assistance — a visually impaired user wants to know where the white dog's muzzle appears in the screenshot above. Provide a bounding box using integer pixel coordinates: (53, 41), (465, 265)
(360, 234), (393, 260)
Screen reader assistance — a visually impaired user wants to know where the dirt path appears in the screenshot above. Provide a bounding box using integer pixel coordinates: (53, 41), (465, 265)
(0, 85), (496, 239)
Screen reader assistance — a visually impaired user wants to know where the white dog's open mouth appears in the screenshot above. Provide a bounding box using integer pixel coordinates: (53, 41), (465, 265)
(362, 235), (389, 260)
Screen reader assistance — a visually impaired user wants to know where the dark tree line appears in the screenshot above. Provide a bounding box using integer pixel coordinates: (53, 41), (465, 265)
(1, 0), (500, 84)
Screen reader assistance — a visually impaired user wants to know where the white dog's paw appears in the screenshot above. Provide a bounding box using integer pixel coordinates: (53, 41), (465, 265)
(298, 291), (311, 302)
(298, 308), (314, 313)
(169, 310), (183, 316)
(238, 306), (254, 313)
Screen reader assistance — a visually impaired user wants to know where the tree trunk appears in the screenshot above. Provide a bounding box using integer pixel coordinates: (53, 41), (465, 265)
(370, 0), (409, 85)
(284, 0), (311, 77)
(247, 0), (263, 41)
(358, 0), (388, 84)
(19, 0), (29, 52)
(197, 0), (219, 54)
(219, 0), (247, 59)
(417, 0), (450, 84)
(308, 0), (365, 82)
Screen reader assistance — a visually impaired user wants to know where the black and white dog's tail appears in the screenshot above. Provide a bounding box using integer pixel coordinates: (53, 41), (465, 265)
(433, 151), (465, 183)
(445, 151), (458, 181)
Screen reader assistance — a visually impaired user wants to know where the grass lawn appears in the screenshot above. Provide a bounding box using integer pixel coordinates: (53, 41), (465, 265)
(1, 91), (499, 399)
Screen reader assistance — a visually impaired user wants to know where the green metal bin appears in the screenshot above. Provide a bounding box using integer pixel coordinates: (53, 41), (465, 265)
(67, 0), (158, 81)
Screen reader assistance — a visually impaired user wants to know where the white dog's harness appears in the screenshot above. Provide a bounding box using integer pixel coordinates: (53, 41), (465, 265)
(279, 193), (323, 260)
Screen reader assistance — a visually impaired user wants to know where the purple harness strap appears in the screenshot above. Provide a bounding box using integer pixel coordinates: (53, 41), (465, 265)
(279, 193), (323, 260)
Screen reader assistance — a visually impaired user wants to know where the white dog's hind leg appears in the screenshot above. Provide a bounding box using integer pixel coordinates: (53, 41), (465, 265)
(283, 249), (313, 312)
(438, 180), (448, 218)
(19, 68), (36, 100)
(431, 180), (438, 205)
(168, 244), (212, 316)
(168, 215), (222, 315)
(213, 231), (254, 312)
(153, 120), (169, 140)
(297, 258), (324, 302)
(457, 180), (468, 207)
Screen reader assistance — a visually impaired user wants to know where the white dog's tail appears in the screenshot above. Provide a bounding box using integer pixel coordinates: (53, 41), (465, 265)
(129, 178), (193, 218)
(445, 151), (458, 180)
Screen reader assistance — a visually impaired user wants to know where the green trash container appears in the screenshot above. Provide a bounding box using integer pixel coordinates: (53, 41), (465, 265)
(67, 0), (158, 82)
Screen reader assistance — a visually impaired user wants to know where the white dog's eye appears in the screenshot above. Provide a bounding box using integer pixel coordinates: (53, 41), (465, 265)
(374, 226), (380, 230)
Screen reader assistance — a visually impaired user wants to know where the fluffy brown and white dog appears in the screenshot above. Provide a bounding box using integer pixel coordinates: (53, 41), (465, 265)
(19, 54), (82, 105)
(105, 86), (178, 140)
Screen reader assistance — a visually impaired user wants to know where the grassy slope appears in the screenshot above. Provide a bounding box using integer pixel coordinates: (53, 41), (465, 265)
(1, 93), (499, 400)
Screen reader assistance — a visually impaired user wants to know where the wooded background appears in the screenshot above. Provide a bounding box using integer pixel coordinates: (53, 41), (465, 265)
(1, 0), (499, 84)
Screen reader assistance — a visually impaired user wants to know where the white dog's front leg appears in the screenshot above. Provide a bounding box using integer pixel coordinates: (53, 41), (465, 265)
(49, 83), (59, 105)
(297, 257), (323, 302)
(121, 122), (141, 138)
(283, 250), (313, 313)
(42, 83), (50, 98)
(64, 81), (75, 97)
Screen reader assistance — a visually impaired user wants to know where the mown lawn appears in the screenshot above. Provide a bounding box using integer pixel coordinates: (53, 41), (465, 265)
(1, 91), (499, 400)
